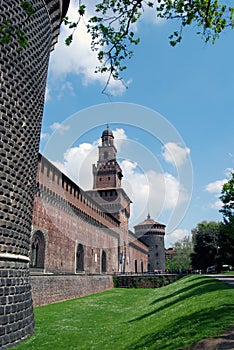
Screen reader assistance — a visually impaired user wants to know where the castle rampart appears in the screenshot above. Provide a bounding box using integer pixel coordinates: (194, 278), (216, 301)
(32, 154), (121, 275)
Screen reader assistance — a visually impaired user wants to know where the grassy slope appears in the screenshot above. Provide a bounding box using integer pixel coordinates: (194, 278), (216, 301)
(14, 275), (234, 350)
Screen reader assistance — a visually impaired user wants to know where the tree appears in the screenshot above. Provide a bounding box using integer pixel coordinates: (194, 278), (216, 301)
(2, 1), (234, 85)
(220, 171), (234, 240)
(166, 236), (193, 272)
(64, 0), (234, 83)
(191, 221), (221, 271)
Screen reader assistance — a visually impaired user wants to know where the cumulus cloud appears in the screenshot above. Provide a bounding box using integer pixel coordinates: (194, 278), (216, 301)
(48, 0), (130, 96)
(210, 200), (223, 210)
(47, 0), (164, 96)
(141, 1), (165, 25)
(165, 229), (190, 248)
(50, 122), (70, 134)
(205, 178), (227, 210)
(49, 128), (190, 230)
(50, 128), (128, 188)
(162, 142), (190, 168)
(205, 179), (227, 194)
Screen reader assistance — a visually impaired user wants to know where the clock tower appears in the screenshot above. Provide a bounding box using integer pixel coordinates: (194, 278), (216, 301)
(92, 126), (123, 189)
(86, 126), (132, 272)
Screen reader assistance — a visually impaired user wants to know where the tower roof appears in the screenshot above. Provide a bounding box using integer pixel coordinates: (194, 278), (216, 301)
(134, 214), (165, 228)
(101, 125), (114, 139)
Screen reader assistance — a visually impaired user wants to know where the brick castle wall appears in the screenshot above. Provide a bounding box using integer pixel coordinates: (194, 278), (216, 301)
(0, 1), (69, 348)
(31, 275), (114, 306)
(33, 155), (121, 274)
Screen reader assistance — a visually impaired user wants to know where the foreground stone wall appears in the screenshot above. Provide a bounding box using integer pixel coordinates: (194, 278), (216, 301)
(0, 0), (69, 348)
(31, 275), (114, 306)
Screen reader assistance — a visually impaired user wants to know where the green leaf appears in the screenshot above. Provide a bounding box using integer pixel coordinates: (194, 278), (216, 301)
(65, 34), (73, 46)
(78, 5), (86, 16)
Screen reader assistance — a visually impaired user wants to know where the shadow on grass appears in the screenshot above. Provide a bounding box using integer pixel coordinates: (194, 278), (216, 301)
(129, 278), (231, 323)
(127, 305), (234, 350)
(150, 277), (218, 305)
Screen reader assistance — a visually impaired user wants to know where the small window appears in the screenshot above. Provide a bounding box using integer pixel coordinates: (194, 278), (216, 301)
(108, 177), (110, 180)
(99, 177), (102, 181)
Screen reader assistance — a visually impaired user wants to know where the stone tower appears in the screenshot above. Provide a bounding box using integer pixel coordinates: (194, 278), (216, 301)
(0, 0), (69, 348)
(93, 126), (123, 189)
(134, 214), (166, 272)
(87, 126), (131, 272)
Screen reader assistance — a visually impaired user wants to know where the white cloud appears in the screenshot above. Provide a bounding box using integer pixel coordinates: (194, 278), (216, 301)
(205, 179), (226, 194)
(121, 161), (189, 227)
(49, 128), (190, 230)
(141, 1), (165, 25)
(57, 81), (75, 100)
(162, 142), (190, 167)
(113, 128), (128, 151)
(210, 200), (223, 210)
(45, 87), (50, 102)
(165, 229), (190, 248)
(40, 132), (49, 140)
(205, 178), (227, 210)
(48, 0), (130, 96)
(50, 122), (70, 134)
(46, 0), (167, 96)
(49, 128), (129, 188)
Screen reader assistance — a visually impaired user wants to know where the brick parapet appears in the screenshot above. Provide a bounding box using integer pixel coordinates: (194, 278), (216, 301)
(37, 154), (120, 230)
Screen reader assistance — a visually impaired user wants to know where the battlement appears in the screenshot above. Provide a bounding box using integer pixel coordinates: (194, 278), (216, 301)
(37, 154), (120, 229)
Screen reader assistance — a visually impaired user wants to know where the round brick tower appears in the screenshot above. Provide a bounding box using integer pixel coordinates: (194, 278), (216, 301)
(0, 0), (69, 348)
(134, 214), (166, 272)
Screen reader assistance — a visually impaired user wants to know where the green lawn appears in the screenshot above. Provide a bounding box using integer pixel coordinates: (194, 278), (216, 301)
(14, 275), (234, 350)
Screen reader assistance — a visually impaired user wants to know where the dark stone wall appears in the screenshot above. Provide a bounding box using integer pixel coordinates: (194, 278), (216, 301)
(113, 274), (180, 288)
(31, 275), (114, 306)
(0, 0), (67, 348)
(0, 260), (34, 349)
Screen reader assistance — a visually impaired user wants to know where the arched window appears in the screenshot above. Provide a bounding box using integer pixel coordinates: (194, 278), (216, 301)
(30, 231), (45, 268)
(104, 151), (108, 159)
(134, 259), (138, 273)
(101, 250), (107, 273)
(141, 261), (144, 274)
(76, 244), (84, 272)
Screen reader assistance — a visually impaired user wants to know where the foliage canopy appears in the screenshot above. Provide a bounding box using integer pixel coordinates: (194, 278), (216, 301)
(63, 0), (234, 82)
(191, 220), (234, 270)
(166, 236), (193, 272)
(1, 1), (234, 83)
(220, 171), (234, 240)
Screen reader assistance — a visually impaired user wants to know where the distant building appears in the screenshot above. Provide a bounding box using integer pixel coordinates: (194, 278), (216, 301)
(165, 247), (176, 261)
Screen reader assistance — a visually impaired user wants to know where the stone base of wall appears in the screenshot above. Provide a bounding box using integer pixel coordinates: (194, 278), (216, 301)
(30, 274), (114, 306)
(113, 274), (180, 288)
(0, 261), (34, 350)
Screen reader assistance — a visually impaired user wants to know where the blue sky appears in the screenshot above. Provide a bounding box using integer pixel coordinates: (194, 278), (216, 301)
(40, 0), (234, 247)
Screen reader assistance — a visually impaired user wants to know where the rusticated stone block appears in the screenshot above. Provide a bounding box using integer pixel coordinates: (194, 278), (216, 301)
(0, 0), (69, 348)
